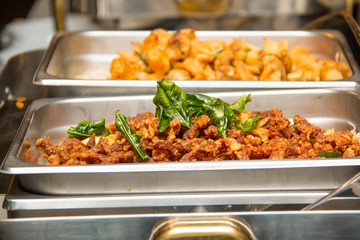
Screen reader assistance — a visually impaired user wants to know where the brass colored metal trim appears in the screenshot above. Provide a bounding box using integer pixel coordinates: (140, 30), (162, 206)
(149, 217), (256, 240)
(52, 0), (66, 31)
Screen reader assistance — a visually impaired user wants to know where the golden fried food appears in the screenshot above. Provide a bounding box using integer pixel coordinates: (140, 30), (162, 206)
(110, 28), (348, 81)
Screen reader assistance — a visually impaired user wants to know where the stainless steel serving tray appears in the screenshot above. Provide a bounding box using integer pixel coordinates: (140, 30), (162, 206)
(34, 30), (359, 96)
(3, 176), (331, 212)
(3, 211), (360, 240)
(2, 89), (360, 195)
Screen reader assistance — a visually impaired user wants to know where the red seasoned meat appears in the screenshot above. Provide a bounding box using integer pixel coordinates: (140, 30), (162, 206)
(35, 108), (360, 165)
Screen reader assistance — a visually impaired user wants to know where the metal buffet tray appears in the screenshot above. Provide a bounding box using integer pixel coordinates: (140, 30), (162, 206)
(2, 176), (330, 213)
(3, 210), (360, 240)
(2, 89), (360, 195)
(33, 30), (359, 97)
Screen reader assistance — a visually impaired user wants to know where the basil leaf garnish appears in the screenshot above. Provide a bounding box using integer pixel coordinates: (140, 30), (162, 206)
(202, 98), (234, 138)
(229, 94), (252, 113)
(67, 119), (110, 138)
(115, 111), (148, 162)
(153, 79), (253, 137)
(155, 105), (171, 132)
(234, 112), (261, 132)
(318, 151), (342, 158)
(186, 93), (215, 120)
(153, 79), (191, 132)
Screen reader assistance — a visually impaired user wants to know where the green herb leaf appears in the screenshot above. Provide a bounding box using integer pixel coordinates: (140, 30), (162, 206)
(213, 47), (223, 61)
(186, 93), (215, 120)
(154, 80), (253, 138)
(186, 93), (253, 137)
(229, 94), (252, 113)
(155, 105), (171, 132)
(318, 151), (342, 158)
(153, 79), (191, 132)
(266, 53), (281, 60)
(243, 48), (251, 63)
(67, 119), (110, 138)
(135, 51), (148, 66)
(202, 98), (234, 138)
(115, 111), (148, 162)
(165, 63), (173, 76)
(234, 112), (261, 132)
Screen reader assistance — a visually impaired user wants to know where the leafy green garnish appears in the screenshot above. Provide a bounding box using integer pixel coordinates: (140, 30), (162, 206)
(318, 151), (342, 158)
(229, 94), (252, 113)
(202, 98), (235, 138)
(243, 48), (251, 63)
(266, 53), (281, 60)
(135, 51), (148, 66)
(234, 112), (261, 132)
(115, 111), (148, 162)
(186, 93), (215, 120)
(153, 79), (191, 132)
(165, 63), (173, 75)
(187, 93), (252, 137)
(67, 119), (110, 138)
(153, 79), (252, 137)
(155, 105), (171, 132)
(213, 47), (223, 61)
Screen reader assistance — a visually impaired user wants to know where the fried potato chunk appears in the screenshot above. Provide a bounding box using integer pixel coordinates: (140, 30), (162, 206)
(109, 28), (346, 81)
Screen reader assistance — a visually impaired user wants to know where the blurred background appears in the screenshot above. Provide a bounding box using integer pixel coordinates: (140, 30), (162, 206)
(0, 0), (359, 69)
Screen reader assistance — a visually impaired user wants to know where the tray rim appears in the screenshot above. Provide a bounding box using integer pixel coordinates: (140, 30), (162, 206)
(4, 177), (331, 209)
(33, 29), (360, 89)
(3, 88), (360, 175)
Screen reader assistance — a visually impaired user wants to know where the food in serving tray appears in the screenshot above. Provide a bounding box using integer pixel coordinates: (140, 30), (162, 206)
(35, 79), (360, 165)
(110, 28), (348, 81)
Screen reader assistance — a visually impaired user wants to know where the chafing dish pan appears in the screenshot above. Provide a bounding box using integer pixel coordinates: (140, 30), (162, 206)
(34, 30), (359, 97)
(2, 89), (360, 195)
(3, 211), (360, 240)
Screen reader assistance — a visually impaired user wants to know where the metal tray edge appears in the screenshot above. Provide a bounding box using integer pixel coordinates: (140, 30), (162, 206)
(33, 29), (360, 88)
(3, 89), (360, 175)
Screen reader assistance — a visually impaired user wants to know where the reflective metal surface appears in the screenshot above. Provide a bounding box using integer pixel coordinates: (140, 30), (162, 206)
(33, 30), (358, 94)
(1, 11), (360, 238)
(2, 211), (360, 239)
(2, 89), (360, 195)
(69, 0), (342, 20)
(0, 50), (46, 196)
(148, 217), (256, 240)
(303, 170), (360, 210)
(3, 176), (327, 212)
